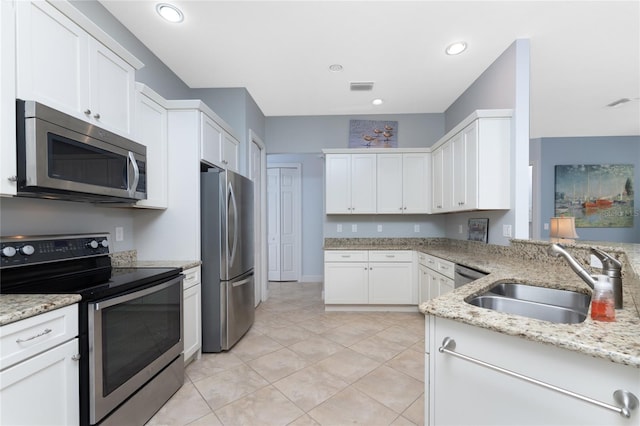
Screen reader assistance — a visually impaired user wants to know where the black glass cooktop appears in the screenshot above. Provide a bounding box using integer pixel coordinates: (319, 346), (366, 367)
(1, 255), (181, 301)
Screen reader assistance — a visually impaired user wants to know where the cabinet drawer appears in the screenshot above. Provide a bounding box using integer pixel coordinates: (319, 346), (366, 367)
(183, 266), (201, 290)
(369, 250), (412, 262)
(418, 252), (438, 268)
(1, 304), (78, 370)
(324, 250), (368, 262)
(436, 259), (455, 279)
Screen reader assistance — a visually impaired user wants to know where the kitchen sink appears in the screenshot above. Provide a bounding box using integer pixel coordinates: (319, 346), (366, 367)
(486, 283), (591, 311)
(466, 283), (591, 324)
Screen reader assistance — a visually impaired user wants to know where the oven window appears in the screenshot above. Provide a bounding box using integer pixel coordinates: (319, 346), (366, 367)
(48, 133), (128, 190)
(101, 282), (181, 396)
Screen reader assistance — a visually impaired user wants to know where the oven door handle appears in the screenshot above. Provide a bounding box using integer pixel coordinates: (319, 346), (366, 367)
(93, 275), (182, 311)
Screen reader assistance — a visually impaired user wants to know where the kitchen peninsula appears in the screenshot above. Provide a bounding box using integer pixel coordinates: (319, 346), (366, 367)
(325, 237), (640, 425)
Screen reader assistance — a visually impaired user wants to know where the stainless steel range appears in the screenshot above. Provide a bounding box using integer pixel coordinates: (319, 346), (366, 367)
(0, 234), (184, 426)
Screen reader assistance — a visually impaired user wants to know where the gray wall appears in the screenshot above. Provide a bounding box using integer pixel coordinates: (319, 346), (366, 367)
(532, 136), (639, 243)
(441, 39), (531, 245)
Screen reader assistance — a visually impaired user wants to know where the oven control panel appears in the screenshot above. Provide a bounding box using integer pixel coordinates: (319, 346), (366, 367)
(0, 234), (110, 268)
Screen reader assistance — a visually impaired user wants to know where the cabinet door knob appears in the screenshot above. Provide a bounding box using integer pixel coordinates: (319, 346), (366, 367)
(72, 354), (81, 361)
(93, 113), (101, 119)
(84, 109), (91, 115)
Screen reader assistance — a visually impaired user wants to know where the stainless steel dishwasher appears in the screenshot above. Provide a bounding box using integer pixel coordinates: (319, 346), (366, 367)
(454, 264), (488, 288)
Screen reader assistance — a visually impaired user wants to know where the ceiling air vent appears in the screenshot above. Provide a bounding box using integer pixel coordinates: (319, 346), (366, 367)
(350, 82), (374, 91)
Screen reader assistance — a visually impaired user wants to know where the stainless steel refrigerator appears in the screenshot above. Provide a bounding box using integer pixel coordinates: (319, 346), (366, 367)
(201, 169), (255, 352)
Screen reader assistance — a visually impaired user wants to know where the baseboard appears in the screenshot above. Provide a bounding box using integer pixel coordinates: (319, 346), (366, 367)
(300, 274), (323, 283)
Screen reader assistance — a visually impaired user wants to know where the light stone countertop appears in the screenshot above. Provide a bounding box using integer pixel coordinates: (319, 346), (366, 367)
(0, 294), (81, 326)
(325, 238), (640, 368)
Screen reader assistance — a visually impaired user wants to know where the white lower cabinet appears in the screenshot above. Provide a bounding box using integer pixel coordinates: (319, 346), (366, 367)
(426, 317), (640, 425)
(417, 252), (454, 301)
(0, 304), (79, 426)
(182, 266), (202, 365)
(324, 250), (415, 306)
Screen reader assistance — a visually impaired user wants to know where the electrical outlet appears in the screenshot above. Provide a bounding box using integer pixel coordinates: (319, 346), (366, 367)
(115, 226), (124, 242)
(337, 224), (342, 233)
(414, 224), (420, 233)
(503, 224), (512, 238)
(458, 224), (463, 234)
(351, 224), (357, 232)
(544, 223), (549, 230)
(377, 224), (382, 232)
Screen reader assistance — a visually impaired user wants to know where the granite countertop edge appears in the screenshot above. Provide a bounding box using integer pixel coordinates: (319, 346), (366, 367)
(324, 238), (640, 368)
(0, 294), (82, 326)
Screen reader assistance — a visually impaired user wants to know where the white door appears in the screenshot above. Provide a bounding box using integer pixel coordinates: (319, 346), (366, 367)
(267, 168), (281, 281)
(250, 135), (267, 305)
(267, 165), (301, 282)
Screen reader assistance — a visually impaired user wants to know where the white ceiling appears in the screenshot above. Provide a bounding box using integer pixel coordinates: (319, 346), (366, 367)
(99, 0), (640, 139)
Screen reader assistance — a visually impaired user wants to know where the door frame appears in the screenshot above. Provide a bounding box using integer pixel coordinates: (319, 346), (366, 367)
(249, 129), (267, 304)
(267, 162), (302, 283)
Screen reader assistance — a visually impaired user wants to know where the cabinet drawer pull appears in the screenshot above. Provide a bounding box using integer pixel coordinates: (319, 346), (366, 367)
(16, 328), (52, 343)
(439, 337), (639, 418)
(341, 255), (351, 258)
(385, 255), (395, 258)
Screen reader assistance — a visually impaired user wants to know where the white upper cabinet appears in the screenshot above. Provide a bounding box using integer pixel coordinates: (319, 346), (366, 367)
(201, 112), (239, 172)
(134, 84), (168, 209)
(325, 153), (376, 214)
(377, 152), (430, 214)
(431, 110), (512, 213)
(15, 1), (139, 137)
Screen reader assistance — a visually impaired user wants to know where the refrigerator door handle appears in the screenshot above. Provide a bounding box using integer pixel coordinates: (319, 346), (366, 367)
(232, 278), (251, 288)
(227, 181), (239, 268)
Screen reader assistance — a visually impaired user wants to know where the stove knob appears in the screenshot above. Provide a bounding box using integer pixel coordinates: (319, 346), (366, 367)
(88, 240), (99, 249)
(19, 245), (35, 256)
(100, 240), (109, 248)
(1, 246), (17, 257)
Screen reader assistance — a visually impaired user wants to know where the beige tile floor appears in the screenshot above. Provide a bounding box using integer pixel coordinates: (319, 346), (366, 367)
(147, 282), (426, 426)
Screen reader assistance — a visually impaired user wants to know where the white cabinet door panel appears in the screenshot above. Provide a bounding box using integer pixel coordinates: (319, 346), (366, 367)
(350, 154), (377, 213)
(16, 0), (88, 115)
(377, 153), (404, 213)
(89, 39), (134, 135)
(325, 154), (352, 214)
(402, 152), (430, 213)
(369, 262), (413, 304)
(324, 262), (369, 304)
(0, 338), (79, 426)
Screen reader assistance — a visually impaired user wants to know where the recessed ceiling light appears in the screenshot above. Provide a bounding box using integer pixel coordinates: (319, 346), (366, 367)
(445, 41), (467, 55)
(329, 64), (343, 72)
(156, 3), (184, 23)
(372, 98), (384, 106)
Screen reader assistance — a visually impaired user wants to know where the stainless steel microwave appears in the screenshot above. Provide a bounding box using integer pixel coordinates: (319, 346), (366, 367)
(15, 99), (146, 203)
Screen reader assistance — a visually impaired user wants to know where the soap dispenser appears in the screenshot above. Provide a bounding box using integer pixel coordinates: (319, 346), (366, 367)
(591, 275), (615, 322)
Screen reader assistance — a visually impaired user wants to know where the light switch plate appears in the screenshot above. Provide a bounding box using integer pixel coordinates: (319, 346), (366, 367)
(337, 224), (342, 233)
(377, 224), (382, 232)
(351, 224), (357, 232)
(115, 226), (124, 242)
(502, 224), (512, 237)
(414, 224), (420, 233)
(458, 224), (463, 234)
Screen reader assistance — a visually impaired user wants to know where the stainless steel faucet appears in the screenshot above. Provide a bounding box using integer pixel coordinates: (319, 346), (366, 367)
(547, 243), (596, 289)
(547, 243), (623, 308)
